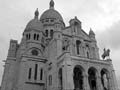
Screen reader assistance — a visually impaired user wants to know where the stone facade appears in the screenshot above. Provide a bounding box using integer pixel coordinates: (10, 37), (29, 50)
(1, 0), (118, 90)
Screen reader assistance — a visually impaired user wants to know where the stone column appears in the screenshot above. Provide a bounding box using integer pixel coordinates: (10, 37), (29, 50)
(83, 73), (90, 90)
(62, 52), (74, 90)
(62, 64), (67, 90)
(107, 72), (115, 90)
(96, 72), (103, 90)
(62, 64), (74, 90)
(67, 65), (74, 90)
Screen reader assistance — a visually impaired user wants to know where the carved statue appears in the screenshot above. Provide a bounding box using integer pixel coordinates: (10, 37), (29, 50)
(62, 39), (70, 51)
(102, 48), (110, 60)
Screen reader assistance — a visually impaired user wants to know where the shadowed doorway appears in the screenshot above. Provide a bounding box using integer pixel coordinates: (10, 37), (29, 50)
(73, 65), (84, 90)
(88, 67), (97, 90)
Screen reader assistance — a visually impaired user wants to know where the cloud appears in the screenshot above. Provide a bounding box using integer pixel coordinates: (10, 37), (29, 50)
(97, 21), (120, 50)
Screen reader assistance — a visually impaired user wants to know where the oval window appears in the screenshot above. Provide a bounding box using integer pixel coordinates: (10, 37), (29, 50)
(31, 49), (38, 56)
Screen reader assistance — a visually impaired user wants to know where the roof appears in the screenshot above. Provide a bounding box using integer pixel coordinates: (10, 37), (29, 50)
(40, 0), (63, 22)
(40, 9), (63, 21)
(25, 18), (43, 32)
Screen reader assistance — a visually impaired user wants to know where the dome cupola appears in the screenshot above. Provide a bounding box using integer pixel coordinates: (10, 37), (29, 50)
(50, 0), (54, 9)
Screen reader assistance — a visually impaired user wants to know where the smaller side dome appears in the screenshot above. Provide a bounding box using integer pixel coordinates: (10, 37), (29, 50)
(24, 9), (43, 32)
(25, 19), (43, 32)
(40, 9), (63, 22)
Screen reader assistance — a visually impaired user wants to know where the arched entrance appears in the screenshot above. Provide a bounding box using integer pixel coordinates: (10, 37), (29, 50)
(73, 65), (84, 90)
(101, 68), (109, 90)
(88, 67), (97, 90)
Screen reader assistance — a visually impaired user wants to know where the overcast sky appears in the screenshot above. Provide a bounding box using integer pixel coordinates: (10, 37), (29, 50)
(0, 0), (120, 86)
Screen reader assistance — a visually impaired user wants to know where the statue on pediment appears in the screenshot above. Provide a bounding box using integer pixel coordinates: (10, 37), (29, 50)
(102, 48), (110, 60)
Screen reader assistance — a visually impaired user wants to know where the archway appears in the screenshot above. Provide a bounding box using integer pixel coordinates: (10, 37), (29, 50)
(101, 68), (109, 90)
(73, 65), (84, 90)
(88, 67), (97, 90)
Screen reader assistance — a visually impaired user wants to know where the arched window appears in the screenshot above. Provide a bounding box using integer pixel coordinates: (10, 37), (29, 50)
(87, 52), (89, 58)
(29, 34), (30, 39)
(28, 68), (32, 79)
(31, 49), (38, 56)
(34, 34), (36, 40)
(34, 64), (38, 80)
(92, 47), (96, 59)
(40, 68), (43, 80)
(26, 34), (28, 40)
(37, 34), (39, 40)
(76, 40), (81, 55)
(45, 30), (48, 37)
(50, 29), (54, 38)
(74, 22), (78, 33)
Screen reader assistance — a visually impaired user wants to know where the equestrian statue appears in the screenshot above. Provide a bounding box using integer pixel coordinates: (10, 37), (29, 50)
(101, 48), (110, 60)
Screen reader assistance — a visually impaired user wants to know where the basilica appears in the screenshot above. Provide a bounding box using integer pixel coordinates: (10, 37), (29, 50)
(1, 0), (118, 90)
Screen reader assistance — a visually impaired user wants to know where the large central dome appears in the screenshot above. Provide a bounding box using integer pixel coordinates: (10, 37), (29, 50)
(40, 9), (63, 21)
(40, 0), (63, 22)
